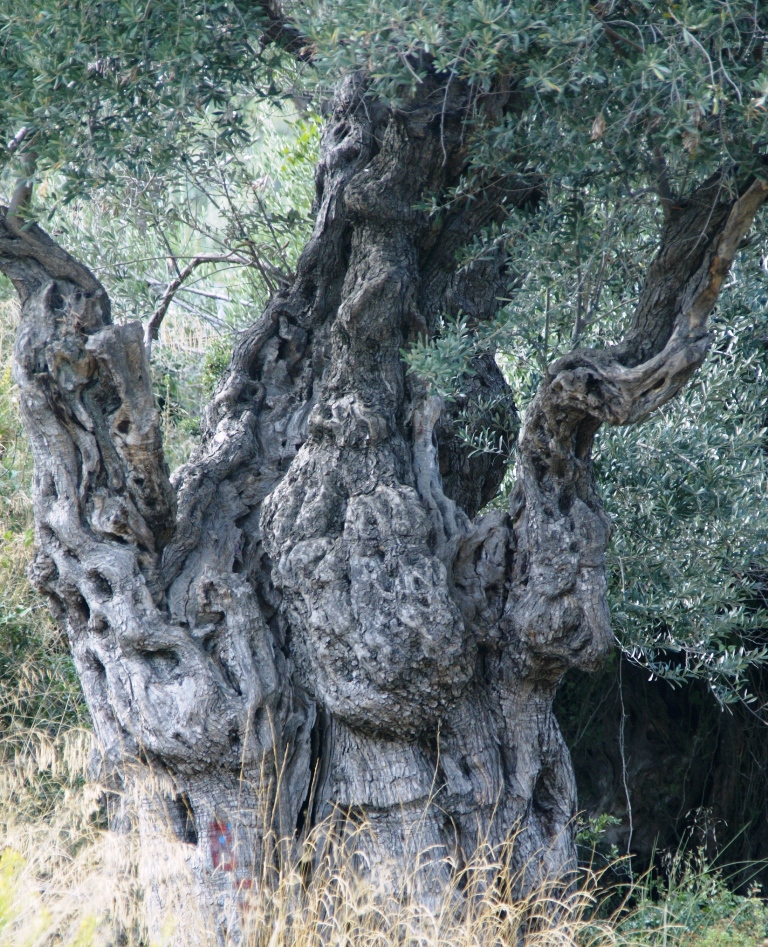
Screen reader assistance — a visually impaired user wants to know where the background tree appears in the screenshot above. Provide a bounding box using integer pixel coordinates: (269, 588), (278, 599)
(2, 0), (768, 936)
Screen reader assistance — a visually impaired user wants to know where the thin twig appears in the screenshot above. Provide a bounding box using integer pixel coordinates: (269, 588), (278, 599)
(144, 254), (243, 357)
(618, 657), (634, 875)
(145, 276), (232, 303)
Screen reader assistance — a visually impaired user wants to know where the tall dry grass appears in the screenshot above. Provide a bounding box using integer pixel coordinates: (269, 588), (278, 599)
(0, 745), (616, 947)
(1, 737), (766, 947)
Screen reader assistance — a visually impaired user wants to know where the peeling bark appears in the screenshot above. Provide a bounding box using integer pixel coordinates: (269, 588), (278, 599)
(2, 72), (765, 937)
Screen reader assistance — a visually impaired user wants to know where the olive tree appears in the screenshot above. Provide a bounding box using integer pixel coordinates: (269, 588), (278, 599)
(2, 0), (768, 936)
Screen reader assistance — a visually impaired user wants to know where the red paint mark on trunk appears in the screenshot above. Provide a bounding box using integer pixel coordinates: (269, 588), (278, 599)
(209, 820), (255, 910)
(209, 819), (235, 871)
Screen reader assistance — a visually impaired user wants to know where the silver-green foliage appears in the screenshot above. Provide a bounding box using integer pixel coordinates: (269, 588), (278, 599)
(600, 257), (768, 705)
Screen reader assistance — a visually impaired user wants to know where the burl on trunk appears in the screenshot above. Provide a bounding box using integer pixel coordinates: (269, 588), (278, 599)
(1, 75), (765, 936)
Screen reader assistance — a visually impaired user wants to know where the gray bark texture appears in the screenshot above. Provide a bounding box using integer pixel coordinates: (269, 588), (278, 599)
(1, 74), (766, 938)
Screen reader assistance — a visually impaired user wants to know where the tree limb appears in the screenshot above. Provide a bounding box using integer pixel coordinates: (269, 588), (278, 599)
(6, 126), (30, 153)
(255, 0), (313, 60)
(6, 148), (37, 237)
(144, 253), (241, 357)
(0, 204), (314, 925)
(464, 169), (768, 715)
(686, 176), (768, 329)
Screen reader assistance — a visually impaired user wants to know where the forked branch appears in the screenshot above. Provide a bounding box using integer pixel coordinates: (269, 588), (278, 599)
(548, 174), (768, 429)
(144, 253), (241, 357)
(500, 171), (768, 694)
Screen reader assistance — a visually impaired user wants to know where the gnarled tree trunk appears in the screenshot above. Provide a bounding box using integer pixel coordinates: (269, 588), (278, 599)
(1, 74), (765, 939)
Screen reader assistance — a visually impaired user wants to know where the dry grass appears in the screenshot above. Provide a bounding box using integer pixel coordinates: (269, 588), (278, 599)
(1, 741), (765, 947)
(0, 750), (616, 947)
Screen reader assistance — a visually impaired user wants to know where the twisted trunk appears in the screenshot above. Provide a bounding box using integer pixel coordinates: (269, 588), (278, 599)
(2, 76), (765, 938)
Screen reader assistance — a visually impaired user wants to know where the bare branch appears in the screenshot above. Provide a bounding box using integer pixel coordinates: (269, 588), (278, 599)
(686, 176), (768, 329)
(6, 150), (37, 236)
(529, 173), (768, 443)
(144, 253), (241, 357)
(506, 171), (768, 708)
(6, 126), (29, 154)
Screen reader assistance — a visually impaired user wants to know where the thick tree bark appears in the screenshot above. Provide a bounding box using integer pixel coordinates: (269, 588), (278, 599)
(1, 74), (765, 938)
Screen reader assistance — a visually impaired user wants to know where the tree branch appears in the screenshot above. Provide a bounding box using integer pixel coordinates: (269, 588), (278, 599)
(686, 176), (768, 329)
(6, 147), (37, 237)
(255, 0), (313, 61)
(144, 253), (241, 357)
(6, 126), (30, 153)
(539, 174), (768, 436)
(0, 207), (314, 921)
(651, 144), (676, 221)
(482, 169), (768, 702)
